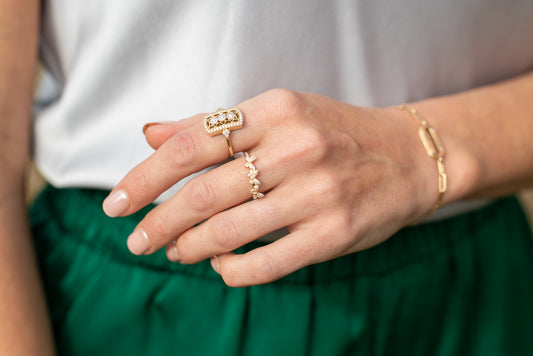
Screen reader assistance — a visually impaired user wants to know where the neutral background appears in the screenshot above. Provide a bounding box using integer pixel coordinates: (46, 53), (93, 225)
(26, 164), (533, 227)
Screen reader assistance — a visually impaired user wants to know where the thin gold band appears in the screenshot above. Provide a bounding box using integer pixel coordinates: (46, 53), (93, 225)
(225, 134), (234, 157)
(397, 104), (447, 219)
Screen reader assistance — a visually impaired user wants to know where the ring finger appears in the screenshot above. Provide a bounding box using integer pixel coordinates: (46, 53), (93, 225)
(166, 185), (304, 264)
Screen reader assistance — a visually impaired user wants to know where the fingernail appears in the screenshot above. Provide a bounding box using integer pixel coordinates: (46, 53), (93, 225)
(210, 255), (221, 274)
(142, 122), (162, 135)
(127, 228), (151, 255)
(167, 240), (180, 262)
(102, 189), (130, 217)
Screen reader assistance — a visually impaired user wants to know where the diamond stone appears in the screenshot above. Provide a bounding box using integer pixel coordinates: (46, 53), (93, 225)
(227, 112), (235, 120)
(209, 117), (218, 125)
(218, 114), (226, 121)
(222, 129), (230, 137)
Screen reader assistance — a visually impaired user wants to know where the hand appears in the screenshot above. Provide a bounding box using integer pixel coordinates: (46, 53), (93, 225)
(103, 89), (438, 287)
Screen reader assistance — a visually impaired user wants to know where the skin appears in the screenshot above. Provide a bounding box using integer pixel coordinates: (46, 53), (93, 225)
(104, 72), (533, 287)
(0, 0), (55, 354)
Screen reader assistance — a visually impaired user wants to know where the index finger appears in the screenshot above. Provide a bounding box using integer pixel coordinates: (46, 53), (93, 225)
(102, 106), (265, 217)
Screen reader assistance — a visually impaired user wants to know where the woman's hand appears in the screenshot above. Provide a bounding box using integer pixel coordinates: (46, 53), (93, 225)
(103, 89), (442, 287)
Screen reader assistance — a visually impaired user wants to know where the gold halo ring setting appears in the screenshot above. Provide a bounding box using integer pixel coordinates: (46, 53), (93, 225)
(203, 107), (243, 157)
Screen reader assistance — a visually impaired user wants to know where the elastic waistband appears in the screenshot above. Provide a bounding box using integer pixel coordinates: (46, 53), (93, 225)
(30, 186), (520, 284)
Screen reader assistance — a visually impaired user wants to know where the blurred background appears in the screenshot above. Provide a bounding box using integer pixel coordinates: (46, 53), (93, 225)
(522, 190), (533, 225)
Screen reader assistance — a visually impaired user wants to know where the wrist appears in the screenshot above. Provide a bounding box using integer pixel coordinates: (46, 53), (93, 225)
(379, 106), (443, 222)
(397, 105), (447, 219)
(408, 98), (483, 205)
(382, 99), (483, 223)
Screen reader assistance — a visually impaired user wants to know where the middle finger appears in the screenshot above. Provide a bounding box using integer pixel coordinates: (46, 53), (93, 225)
(126, 149), (283, 255)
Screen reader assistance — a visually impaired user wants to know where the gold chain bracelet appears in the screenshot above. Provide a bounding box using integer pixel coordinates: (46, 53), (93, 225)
(397, 104), (447, 219)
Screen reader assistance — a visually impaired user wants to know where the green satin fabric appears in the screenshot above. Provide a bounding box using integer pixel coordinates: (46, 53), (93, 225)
(31, 187), (533, 356)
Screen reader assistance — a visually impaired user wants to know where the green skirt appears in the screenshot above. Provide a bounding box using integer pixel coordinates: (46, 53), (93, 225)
(30, 187), (533, 356)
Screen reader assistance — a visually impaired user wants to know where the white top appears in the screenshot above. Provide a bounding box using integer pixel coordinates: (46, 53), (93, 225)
(34, 0), (533, 220)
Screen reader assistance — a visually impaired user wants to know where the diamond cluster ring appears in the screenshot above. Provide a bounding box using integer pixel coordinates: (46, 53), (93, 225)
(203, 107), (264, 199)
(203, 107), (243, 157)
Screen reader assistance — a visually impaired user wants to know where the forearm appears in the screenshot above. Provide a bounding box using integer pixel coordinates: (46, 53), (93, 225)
(0, 196), (55, 356)
(0, 0), (55, 354)
(409, 70), (533, 204)
(0, 0), (35, 183)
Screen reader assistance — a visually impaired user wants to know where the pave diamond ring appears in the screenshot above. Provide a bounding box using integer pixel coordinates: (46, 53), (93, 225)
(203, 107), (244, 157)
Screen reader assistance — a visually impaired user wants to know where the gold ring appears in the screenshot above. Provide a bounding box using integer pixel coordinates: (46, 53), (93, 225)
(203, 107), (243, 157)
(244, 152), (264, 200)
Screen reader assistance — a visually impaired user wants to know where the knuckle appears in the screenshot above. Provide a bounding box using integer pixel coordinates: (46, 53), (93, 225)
(186, 178), (218, 212)
(143, 212), (171, 241)
(175, 233), (196, 263)
(166, 131), (199, 166)
(131, 166), (153, 195)
(276, 88), (306, 115)
(331, 214), (354, 246)
(288, 128), (329, 162)
(210, 215), (243, 249)
(306, 129), (329, 160)
(248, 252), (280, 284)
(324, 174), (344, 196)
(265, 88), (307, 125)
(338, 211), (355, 234)
(317, 212), (358, 252)
(220, 265), (242, 288)
(220, 252), (280, 287)
(310, 172), (344, 202)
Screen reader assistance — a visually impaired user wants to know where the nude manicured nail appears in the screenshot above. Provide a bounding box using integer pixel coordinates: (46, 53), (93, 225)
(142, 122), (162, 135)
(127, 228), (151, 255)
(167, 240), (180, 262)
(102, 189), (130, 217)
(211, 255), (221, 274)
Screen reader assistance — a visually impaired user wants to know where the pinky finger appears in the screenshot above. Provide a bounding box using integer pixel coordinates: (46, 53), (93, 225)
(211, 229), (337, 287)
